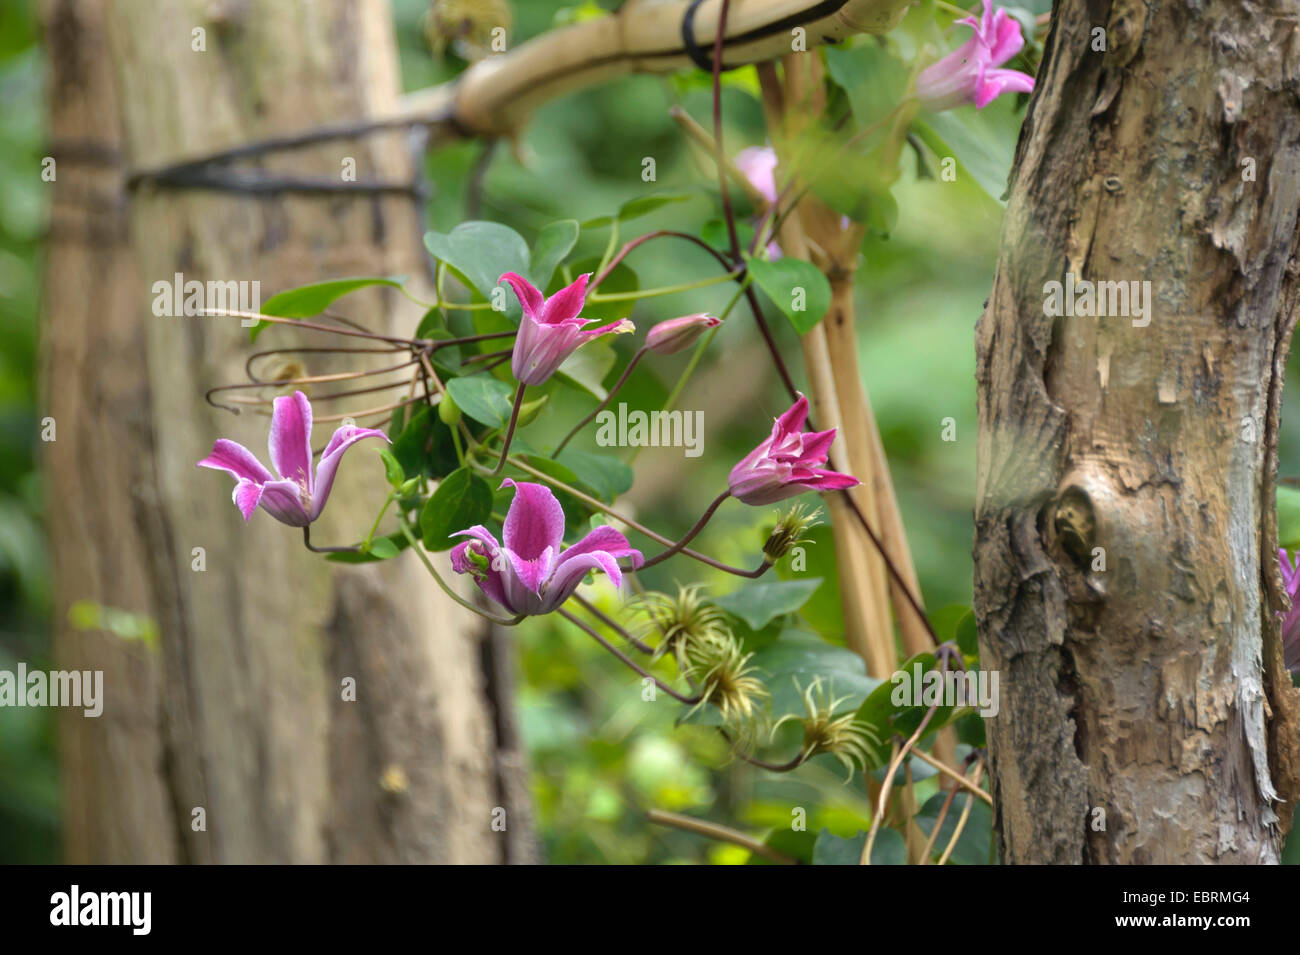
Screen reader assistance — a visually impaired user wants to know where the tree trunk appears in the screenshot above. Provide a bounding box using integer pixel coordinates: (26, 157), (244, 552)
(975, 0), (1300, 862)
(43, 0), (534, 864)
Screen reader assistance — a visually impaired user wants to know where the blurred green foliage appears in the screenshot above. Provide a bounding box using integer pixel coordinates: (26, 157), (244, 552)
(0, 0), (58, 863)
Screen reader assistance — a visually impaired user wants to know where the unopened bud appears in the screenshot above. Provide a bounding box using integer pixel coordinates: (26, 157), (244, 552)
(645, 313), (722, 356)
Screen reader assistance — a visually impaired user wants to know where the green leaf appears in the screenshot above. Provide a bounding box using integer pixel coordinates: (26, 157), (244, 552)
(556, 449), (633, 502)
(1279, 486), (1300, 552)
(326, 530), (410, 563)
(955, 611), (978, 657)
(700, 217), (755, 253)
(745, 256), (832, 335)
(530, 219), (580, 289)
(390, 406), (459, 481)
(556, 339), (619, 400)
(446, 376), (517, 428)
(930, 604), (972, 644)
(249, 276), (405, 342)
(824, 44), (907, 145)
(581, 193), (692, 229)
(367, 537), (400, 560)
(852, 652), (963, 765)
(812, 828), (904, 865)
(424, 221), (530, 317)
(913, 109), (1015, 204)
(750, 633), (880, 719)
(378, 447), (405, 488)
(746, 827), (817, 865)
(420, 467), (493, 551)
(915, 792), (994, 864)
(715, 577), (823, 631)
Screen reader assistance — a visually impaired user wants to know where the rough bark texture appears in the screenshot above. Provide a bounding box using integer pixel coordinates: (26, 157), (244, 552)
(975, 0), (1300, 863)
(43, 0), (534, 863)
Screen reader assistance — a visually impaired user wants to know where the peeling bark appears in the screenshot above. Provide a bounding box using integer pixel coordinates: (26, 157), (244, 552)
(975, 0), (1300, 863)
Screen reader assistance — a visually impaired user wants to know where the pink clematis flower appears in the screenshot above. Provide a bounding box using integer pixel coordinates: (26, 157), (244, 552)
(735, 146), (785, 259)
(198, 390), (388, 527)
(500, 272), (634, 386)
(450, 479), (644, 616)
(1278, 549), (1300, 673)
(736, 145), (779, 205)
(645, 312), (722, 356)
(728, 395), (860, 506)
(916, 0), (1036, 111)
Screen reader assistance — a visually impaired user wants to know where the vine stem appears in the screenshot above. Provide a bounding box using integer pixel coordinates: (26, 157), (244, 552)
(908, 747), (992, 805)
(590, 229), (736, 289)
(471, 453), (768, 578)
(570, 593), (655, 654)
(552, 346), (648, 458)
(302, 526), (360, 554)
(558, 608), (702, 704)
(860, 656), (950, 865)
(490, 381), (527, 476)
(936, 760), (985, 865)
(646, 810), (797, 864)
(637, 489), (732, 569)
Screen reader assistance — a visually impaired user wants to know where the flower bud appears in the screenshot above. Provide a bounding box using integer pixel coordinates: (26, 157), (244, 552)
(762, 503), (821, 563)
(645, 313), (722, 356)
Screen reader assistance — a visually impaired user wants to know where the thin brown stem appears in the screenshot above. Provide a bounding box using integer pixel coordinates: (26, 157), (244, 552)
(636, 489), (731, 569)
(646, 809), (796, 864)
(491, 381), (528, 476)
(552, 346), (648, 457)
(558, 608), (702, 704)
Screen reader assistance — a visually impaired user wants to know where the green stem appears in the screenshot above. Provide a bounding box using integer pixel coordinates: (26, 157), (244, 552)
(363, 491), (395, 549)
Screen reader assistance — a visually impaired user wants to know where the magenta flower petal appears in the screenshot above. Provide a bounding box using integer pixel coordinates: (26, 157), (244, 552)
(450, 482), (634, 617)
(499, 271), (544, 320)
(232, 479), (264, 521)
(450, 526), (510, 609)
(255, 478), (314, 526)
(728, 394), (860, 505)
(917, 0), (1035, 112)
(198, 439), (274, 484)
(198, 390), (386, 527)
(311, 425), (390, 520)
(540, 273), (590, 325)
(735, 145), (779, 204)
(646, 313), (722, 356)
(974, 66), (1036, 109)
(557, 525), (644, 567)
(578, 318), (635, 343)
(503, 271), (634, 386)
(268, 391), (314, 490)
(501, 479), (566, 561)
(1281, 548), (1300, 673)
(542, 552), (623, 612)
(776, 394), (811, 433)
(798, 427), (837, 464)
